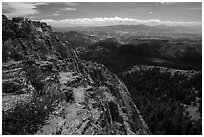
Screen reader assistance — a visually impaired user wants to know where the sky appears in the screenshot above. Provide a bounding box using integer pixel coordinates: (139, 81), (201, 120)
(2, 2), (202, 27)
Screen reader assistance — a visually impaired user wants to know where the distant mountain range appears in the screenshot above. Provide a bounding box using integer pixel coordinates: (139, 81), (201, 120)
(53, 24), (202, 34)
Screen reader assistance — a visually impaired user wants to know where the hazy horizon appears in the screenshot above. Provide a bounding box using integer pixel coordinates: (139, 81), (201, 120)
(3, 2), (202, 27)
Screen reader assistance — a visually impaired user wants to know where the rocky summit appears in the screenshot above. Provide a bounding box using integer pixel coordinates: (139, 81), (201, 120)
(2, 14), (151, 135)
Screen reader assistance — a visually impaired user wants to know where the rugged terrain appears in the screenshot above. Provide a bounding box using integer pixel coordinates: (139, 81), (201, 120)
(121, 65), (202, 134)
(2, 15), (151, 135)
(54, 22), (202, 134)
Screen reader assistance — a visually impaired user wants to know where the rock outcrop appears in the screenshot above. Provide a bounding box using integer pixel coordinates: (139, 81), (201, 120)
(2, 15), (151, 135)
(122, 64), (200, 78)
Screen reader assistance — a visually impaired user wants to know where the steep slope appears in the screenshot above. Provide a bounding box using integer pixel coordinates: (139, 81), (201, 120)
(2, 15), (151, 135)
(120, 65), (202, 134)
(54, 31), (98, 48)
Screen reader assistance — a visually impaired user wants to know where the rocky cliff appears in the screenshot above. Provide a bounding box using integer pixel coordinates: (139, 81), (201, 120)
(2, 15), (151, 135)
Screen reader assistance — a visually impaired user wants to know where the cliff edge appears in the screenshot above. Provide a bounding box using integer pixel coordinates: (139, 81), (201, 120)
(2, 15), (151, 135)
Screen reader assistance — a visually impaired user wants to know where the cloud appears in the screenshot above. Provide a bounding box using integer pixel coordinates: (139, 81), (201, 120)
(2, 2), (41, 17)
(149, 19), (160, 23)
(33, 3), (48, 6)
(52, 13), (60, 16)
(159, 2), (180, 5)
(40, 17), (202, 27)
(64, 2), (76, 7)
(53, 7), (77, 14)
(179, 7), (202, 11)
(149, 12), (153, 14)
(52, 7), (76, 14)
(61, 8), (76, 11)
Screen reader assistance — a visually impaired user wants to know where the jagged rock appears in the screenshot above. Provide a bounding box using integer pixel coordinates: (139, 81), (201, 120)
(2, 14), (151, 135)
(2, 14), (8, 21)
(12, 17), (26, 23)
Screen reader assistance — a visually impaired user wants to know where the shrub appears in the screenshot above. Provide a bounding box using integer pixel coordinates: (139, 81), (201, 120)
(2, 86), (64, 135)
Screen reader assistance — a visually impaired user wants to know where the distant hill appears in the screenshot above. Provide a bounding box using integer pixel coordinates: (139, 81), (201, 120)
(53, 24), (201, 34)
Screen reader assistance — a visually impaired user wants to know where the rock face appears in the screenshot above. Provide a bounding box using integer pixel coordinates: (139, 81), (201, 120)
(2, 15), (151, 135)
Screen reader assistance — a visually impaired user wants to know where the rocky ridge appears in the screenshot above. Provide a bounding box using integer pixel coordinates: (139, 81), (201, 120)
(2, 15), (151, 135)
(122, 64), (200, 78)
